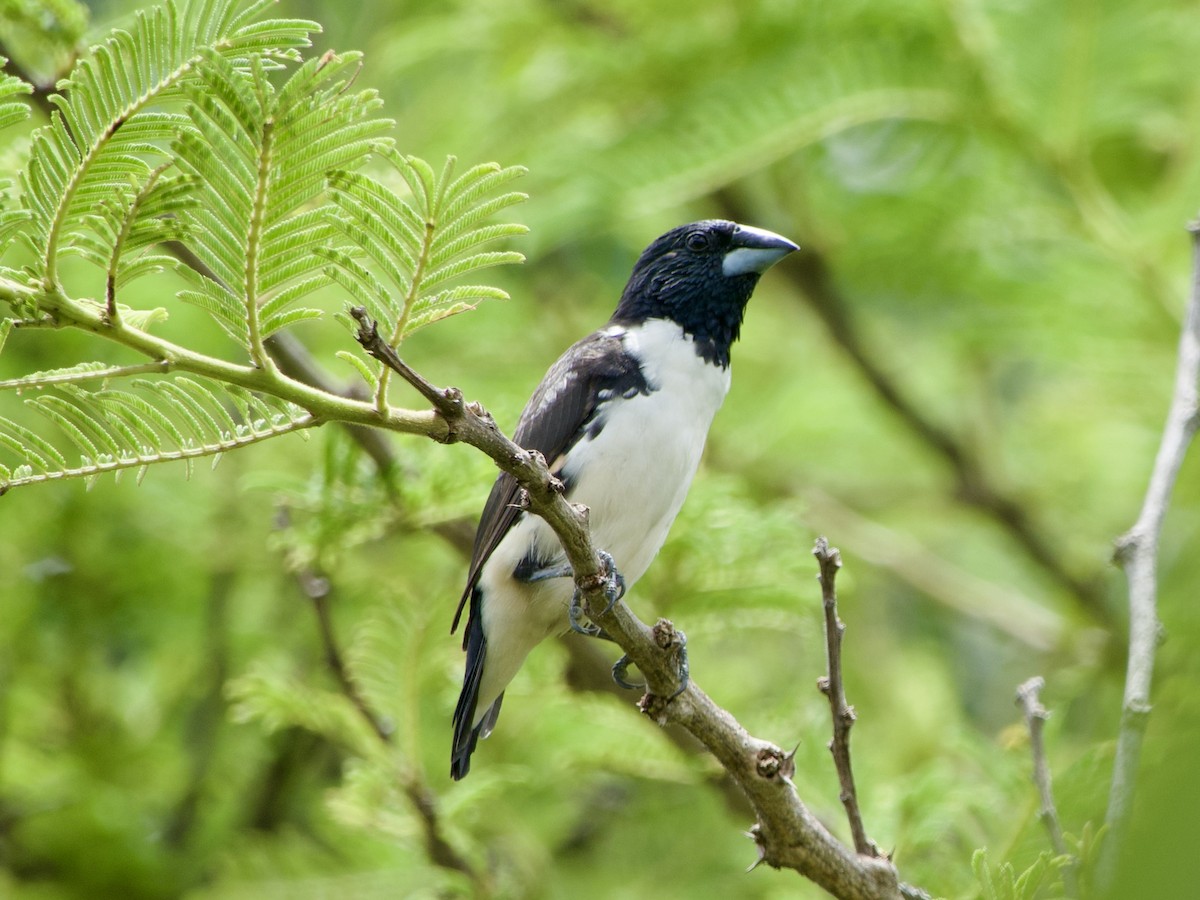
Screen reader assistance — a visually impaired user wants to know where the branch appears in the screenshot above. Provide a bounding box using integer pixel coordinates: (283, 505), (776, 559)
(283, 545), (484, 887)
(0, 276), (447, 439)
(354, 310), (927, 900)
(1014, 676), (1077, 896)
(293, 564), (393, 745)
(714, 191), (1113, 629)
(350, 306), (463, 421)
(814, 538), (880, 859)
(1101, 220), (1200, 883)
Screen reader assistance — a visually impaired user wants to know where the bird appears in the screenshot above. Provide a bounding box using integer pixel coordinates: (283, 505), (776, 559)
(450, 219), (798, 780)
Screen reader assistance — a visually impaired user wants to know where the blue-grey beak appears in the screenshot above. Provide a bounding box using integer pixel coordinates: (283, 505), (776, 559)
(722, 224), (799, 276)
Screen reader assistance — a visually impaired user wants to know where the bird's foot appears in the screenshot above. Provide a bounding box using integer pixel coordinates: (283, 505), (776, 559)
(612, 653), (642, 690)
(612, 620), (689, 700)
(568, 590), (602, 637)
(568, 549), (626, 637)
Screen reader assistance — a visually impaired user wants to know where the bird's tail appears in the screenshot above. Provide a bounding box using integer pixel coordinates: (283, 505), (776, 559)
(451, 590), (503, 780)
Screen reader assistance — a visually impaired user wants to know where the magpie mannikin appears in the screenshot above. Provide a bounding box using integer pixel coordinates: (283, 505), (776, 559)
(450, 219), (798, 779)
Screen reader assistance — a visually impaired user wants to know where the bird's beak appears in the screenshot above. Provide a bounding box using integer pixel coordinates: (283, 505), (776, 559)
(722, 224), (799, 277)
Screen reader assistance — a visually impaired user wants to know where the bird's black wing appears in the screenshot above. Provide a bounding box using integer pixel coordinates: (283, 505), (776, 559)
(451, 328), (648, 634)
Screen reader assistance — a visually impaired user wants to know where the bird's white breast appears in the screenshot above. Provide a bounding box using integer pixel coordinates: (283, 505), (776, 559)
(482, 319), (728, 620)
(568, 319), (730, 582)
(473, 319), (729, 718)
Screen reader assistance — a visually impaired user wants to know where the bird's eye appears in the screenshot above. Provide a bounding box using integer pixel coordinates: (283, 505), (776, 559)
(685, 231), (711, 251)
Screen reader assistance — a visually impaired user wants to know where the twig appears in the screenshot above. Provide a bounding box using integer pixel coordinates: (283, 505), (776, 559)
(1100, 220), (1200, 886)
(355, 308), (927, 899)
(289, 557), (488, 886)
(714, 191), (1113, 629)
(814, 538), (880, 859)
(292, 562), (393, 745)
(351, 306), (463, 423)
(1015, 677), (1078, 895)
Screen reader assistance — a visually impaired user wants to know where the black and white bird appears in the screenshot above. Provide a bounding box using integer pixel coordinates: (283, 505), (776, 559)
(450, 219), (798, 779)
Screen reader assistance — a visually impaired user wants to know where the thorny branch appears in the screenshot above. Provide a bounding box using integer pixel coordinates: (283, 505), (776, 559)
(814, 538), (881, 859)
(355, 310), (929, 900)
(1100, 220), (1200, 887)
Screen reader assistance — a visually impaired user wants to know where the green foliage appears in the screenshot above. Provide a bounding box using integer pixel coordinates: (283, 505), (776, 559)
(0, 373), (315, 491)
(2, 0), (1200, 899)
(173, 47), (390, 349)
(326, 153), (526, 342)
(0, 55), (30, 130)
(0, 0), (526, 493)
(18, 0), (318, 288)
(974, 848), (1048, 900)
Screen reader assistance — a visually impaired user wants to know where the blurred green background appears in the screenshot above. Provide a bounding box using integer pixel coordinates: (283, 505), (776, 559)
(2, 0), (1200, 897)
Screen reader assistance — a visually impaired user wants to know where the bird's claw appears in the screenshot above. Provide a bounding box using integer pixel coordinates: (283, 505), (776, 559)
(596, 549), (627, 614)
(611, 628), (689, 699)
(569, 590), (602, 636)
(612, 653), (642, 690)
(568, 549), (625, 636)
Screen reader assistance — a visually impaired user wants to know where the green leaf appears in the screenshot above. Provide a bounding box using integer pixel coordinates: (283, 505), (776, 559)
(169, 47), (392, 352)
(325, 152), (527, 351)
(334, 350), (379, 393)
(21, 0), (320, 289)
(0, 57), (33, 131)
(0, 374), (315, 493)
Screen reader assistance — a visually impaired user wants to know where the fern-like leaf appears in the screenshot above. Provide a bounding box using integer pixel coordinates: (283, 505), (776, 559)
(0, 374), (315, 493)
(19, 0), (319, 290)
(174, 48), (391, 357)
(61, 161), (197, 311)
(0, 56), (32, 131)
(326, 150), (528, 355)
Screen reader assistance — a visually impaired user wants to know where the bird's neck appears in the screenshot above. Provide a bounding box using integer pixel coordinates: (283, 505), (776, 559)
(611, 276), (757, 369)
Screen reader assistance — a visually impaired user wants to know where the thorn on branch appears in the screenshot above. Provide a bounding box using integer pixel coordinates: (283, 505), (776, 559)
(755, 746), (796, 781)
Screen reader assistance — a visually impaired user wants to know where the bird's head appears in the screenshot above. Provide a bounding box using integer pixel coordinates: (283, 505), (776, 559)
(612, 219), (798, 366)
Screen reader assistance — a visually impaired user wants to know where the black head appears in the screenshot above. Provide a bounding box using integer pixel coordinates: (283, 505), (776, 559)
(610, 219), (798, 367)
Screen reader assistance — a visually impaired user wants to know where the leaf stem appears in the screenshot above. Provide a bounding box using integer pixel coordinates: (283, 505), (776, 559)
(375, 210), (436, 411)
(0, 275), (446, 439)
(244, 115), (275, 368)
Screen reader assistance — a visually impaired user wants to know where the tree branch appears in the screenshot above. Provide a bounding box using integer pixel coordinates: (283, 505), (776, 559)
(293, 563), (393, 745)
(350, 306), (464, 422)
(1101, 220), (1200, 885)
(353, 310), (927, 900)
(282, 543), (485, 887)
(1014, 676), (1076, 896)
(814, 538), (880, 859)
